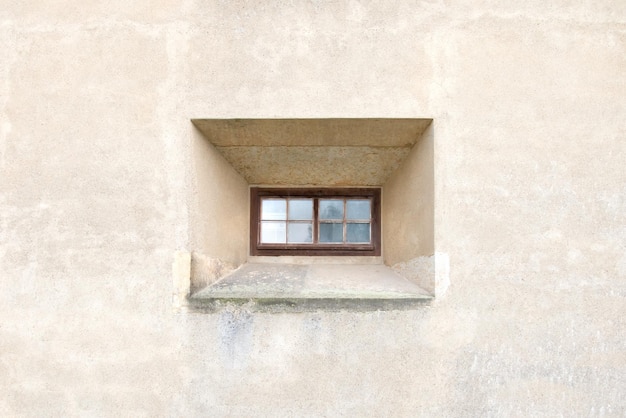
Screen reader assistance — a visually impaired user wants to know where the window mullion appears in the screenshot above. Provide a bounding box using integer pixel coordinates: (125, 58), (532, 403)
(343, 198), (347, 244)
(313, 198), (319, 244)
(285, 198), (289, 244)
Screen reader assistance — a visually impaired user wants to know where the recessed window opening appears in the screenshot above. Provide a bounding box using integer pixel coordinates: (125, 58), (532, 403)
(251, 188), (381, 256)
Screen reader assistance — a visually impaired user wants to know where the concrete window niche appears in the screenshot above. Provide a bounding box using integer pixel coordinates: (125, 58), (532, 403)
(174, 119), (438, 312)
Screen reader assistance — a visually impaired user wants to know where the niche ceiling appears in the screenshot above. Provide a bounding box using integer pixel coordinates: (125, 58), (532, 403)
(192, 118), (432, 186)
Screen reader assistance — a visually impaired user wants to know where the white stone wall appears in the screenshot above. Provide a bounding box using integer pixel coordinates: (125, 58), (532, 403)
(1, 2), (625, 416)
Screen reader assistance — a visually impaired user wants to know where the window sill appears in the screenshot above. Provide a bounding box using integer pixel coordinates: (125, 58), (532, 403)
(188, 262), (432, 313)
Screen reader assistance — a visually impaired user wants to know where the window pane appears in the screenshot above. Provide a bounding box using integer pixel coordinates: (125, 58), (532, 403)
(347, 223), (370, 243)
(319, 199), (344, 220)
(261, 199), (286, 220)
(260, 221), (286, 243)
(287, 222), (313, 243)
(346, 200), (370, 220)
(319, 223), (343, 243)
(288, 199), (313, 220)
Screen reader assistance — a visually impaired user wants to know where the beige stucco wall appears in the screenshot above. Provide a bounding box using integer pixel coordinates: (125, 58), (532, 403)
(1, 1), (625, 416)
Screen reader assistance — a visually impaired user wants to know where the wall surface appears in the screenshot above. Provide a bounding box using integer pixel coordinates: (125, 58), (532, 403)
(1, 1), (625, 417)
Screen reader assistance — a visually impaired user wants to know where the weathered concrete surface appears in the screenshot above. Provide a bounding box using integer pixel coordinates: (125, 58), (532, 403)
(189, 251), (236, 294)
(192, 118), (432, 147)
(216, 145), (412, 186)
(1, 1), (625, 417)
(193, 262), (432, 299)
(190, 262), (431, 312)
(193, 118), (432, 186)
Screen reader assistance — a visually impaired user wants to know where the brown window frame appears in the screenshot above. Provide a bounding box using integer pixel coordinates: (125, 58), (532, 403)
(250, 187), (381, 256)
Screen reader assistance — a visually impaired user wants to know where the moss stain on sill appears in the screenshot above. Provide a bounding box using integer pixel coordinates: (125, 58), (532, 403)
(188, 262), (433, 313)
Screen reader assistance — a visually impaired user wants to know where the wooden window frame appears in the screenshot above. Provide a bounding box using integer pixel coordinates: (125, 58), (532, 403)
(250, 187), (381, 256)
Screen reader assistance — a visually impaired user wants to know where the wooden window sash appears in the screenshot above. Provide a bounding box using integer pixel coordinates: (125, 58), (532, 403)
(250, 188), (381, 256)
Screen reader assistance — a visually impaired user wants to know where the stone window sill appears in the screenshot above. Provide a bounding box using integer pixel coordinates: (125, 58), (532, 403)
(188, 260), (432, 313)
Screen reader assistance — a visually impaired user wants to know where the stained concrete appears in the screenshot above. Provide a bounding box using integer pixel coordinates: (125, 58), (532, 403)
(192, 118), (432, 186)
(191, 262), (432, 312)
(192, 118), (432, 147)
(216, 145), (412, 186)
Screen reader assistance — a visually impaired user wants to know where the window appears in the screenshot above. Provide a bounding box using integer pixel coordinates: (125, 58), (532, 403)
(250, 188), (381, 256)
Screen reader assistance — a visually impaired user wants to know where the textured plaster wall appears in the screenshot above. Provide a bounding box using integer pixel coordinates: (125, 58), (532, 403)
(1, 1), (625, 417)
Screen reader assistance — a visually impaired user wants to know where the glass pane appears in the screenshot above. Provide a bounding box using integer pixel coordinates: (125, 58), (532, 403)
(287, 222), (313, 243)
(261, 199), (286, 220)
(319, 223), (343, 243)
(347, 223), (370, 243)
(319, 199), (344, 220)
(346, 200), (370, 220)
(260, 221), (286, 243)
(288, 199), (313, 220)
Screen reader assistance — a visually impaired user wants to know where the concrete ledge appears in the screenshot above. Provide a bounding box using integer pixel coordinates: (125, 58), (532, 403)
(188, 263), (432, 313)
